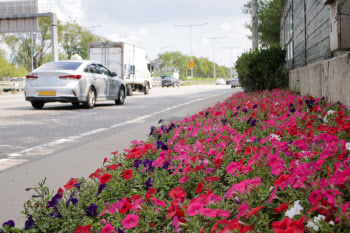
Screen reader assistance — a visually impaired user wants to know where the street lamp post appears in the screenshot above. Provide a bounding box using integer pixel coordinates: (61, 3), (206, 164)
(173, 23), (207, 79)
(204, 36), (226, 79)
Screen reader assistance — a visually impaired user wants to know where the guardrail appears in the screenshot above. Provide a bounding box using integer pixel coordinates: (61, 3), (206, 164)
(0, 81), (25, 91)
(151, 80), (218, 87)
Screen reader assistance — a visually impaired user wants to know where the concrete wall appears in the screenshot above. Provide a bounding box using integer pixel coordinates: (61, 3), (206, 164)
(290, 53), (350, 106)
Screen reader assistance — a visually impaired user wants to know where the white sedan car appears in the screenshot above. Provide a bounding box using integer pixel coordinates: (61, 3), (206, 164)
(25, 60), (126, 109)
(216, 78), (226, 85)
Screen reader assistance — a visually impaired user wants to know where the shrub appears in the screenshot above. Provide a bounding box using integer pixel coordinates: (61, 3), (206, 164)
(235, 44), (288, 92)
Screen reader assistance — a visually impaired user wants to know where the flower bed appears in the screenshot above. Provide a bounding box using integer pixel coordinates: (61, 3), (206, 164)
(2, 89), (350, 232)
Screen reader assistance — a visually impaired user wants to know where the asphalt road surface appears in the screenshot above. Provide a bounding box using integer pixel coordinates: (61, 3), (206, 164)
(0, 85), (242, 227)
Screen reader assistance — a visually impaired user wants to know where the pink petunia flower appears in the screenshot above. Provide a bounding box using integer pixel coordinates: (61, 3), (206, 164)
(201, 208), (217, 218)
(153, 198), (166, 207)
(187, 202), (204, 216)
(179, 176), (188, 183)
(98, 202), (109, 218)
(121, 214), (139, 229)
(215, 209), (230, 218)
(100, 223), (113, 233)
(237, 203), (250, 219)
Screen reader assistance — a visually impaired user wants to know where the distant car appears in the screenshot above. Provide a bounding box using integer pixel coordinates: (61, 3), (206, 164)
(216, 78), (225, 85)
(3, 77), (25, 92)
(24, 60), (126, 109)
(226, 78), (235, 85)
(231, 77), (240, 88)
(162, 77), (180, 87)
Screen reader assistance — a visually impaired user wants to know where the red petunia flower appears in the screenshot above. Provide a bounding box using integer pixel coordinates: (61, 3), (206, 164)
(273, 203), (289, 213)
(64, 179), (77, 190)
(73, 224), (91, 233)
(192, 165), (204, 171)
(119, 201), (132, 214)
(214, 158), (222, 167)
(196, 181), (204, 194)
(106, 164), (120, 171)
(89, 168), (103, 179)
(99, 173), (112, 184)
(246, 206), (262, 218)
(103, 157), (108, 165)
(145, 188), (156, 202)
(57, 187), (64, 199)
(204, 177), (219, 183)
(122, 170), (133, 180)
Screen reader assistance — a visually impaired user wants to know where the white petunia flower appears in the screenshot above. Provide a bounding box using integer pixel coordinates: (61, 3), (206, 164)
(285, 200), (303, 219)
(270, 134), (281, 141)
(346, 142), (350, 151)
(327, 110), (335, 115)
(306, 215), (334, 231)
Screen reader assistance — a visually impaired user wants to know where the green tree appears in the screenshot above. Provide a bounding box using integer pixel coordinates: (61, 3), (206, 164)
(0, 51), (28, 80)
(1, 17), (63, 71)
(243, 0), (284, 46)
(154, 51), (229, 79)
(60, 20), (103, 59)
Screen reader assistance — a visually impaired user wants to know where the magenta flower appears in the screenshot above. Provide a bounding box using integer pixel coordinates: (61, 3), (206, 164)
(153, 198), (166, 207)
(179, 176), (188, 183)
(201, 208), (217, 218)
(215, 209), (230, 218)
(308, 190), (322, 204)
(121, 214), (139, 229)
(237, 203), (250, 219)
(101, 223), (113, 233)
(187, 202), (204, 216)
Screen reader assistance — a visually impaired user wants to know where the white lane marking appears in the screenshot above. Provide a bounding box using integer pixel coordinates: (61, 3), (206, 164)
(0, 99), (25, 103)
(3, 91), (232, 161)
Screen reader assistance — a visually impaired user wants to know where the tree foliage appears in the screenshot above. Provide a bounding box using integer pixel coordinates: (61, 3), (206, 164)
(1, 17), (103, 72)
(243, 0), (284, 47)
(0, 50), (28, 80)
(1, 17), (58, 71)
(154, 51), (230, 79)
(61, 20), (104, 59)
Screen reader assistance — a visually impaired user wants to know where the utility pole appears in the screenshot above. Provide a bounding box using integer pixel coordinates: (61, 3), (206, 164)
(204, 36), (226, 79)
(173, 23), (207, 78)
(221, 46), (238, 80)
(252, 0), (259, 50)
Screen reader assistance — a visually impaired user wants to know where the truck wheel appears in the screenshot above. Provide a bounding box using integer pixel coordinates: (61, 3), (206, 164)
(127, 85), (133, 96)
(144, 83), (149, 95)
(31, 101), (44, 109)
(115, 87), (125, 105)
(83, 87), (96, 109)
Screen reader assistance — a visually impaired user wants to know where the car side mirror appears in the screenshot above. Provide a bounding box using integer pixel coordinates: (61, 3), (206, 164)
(111, 72), (117, 77)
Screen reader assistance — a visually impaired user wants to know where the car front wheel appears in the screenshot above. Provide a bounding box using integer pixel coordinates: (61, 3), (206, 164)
(115, 87), (125, 105)
(84, 88), (96, 109)
(31, 101), (45, 109)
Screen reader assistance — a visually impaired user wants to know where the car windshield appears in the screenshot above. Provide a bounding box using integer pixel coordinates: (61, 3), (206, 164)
(36, 62), (83, 71)
(164, 77), (174, 80)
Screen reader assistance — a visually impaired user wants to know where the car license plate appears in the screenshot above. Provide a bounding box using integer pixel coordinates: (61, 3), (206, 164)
(38, 91), (56, 96)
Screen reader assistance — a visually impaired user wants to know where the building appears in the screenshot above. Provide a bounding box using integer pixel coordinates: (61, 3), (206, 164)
(280, 0), (350, 106)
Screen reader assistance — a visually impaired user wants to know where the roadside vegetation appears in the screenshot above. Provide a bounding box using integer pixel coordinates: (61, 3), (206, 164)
(153, 51), (230, 80)
(2, 89), (350, 232)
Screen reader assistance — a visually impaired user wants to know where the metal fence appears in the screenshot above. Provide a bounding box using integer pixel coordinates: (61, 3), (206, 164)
(0, 80), (25, 91)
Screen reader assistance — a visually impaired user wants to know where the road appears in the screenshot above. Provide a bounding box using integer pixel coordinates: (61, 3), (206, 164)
(0, 85), (241, 227)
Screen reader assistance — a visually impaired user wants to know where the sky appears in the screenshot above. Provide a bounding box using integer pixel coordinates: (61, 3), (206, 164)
(53, 0), (253, 68)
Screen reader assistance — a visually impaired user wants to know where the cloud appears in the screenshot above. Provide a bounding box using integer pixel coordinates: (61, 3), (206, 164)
(220, 22), (232, 31)
(54, 0), (84, 23)
(138, 28), (148, 36)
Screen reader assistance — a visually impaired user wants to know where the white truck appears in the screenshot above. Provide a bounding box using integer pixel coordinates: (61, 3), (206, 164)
(87, 42), (152, 95)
